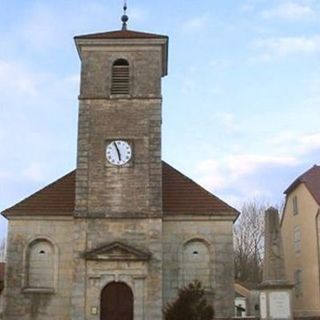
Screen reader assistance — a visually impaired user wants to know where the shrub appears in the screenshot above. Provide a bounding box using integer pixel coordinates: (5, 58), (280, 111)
(164, 280), (214, 320)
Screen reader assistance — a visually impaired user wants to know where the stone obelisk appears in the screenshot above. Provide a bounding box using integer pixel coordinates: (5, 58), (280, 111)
(259, 207), (293, 320)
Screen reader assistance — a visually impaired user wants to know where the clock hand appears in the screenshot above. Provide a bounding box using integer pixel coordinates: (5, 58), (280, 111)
(113, 142), (121, 161)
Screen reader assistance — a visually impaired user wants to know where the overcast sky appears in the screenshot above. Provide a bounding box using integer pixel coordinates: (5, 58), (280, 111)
(1, 0), (320, 237)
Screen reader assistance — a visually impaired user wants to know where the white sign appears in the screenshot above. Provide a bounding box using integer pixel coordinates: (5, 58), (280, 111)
(260, 292), (267, 319)
(270, 291), (290, 319)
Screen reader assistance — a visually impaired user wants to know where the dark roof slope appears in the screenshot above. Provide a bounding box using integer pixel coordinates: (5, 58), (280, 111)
(2, 162), (237, 218)
(74, 29), (168, 40)
(2, 171), (75, 216)
(284, 165), (320, 205)
(162, 162), (237, 215)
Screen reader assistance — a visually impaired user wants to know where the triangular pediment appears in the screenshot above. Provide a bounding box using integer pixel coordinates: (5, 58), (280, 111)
(83, 241), (151, 261)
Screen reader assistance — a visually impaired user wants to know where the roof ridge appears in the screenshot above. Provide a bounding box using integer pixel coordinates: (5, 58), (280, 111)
(74, 29), (168, 40)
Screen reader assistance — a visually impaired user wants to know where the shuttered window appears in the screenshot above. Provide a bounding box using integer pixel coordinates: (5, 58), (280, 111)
(111, 59), (129, 95)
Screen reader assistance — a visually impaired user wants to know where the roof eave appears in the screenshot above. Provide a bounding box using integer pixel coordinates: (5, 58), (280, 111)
(283, 179), (302, 195)
(74, 36), (168, 77)
(163, 211), (239, 221)
(1, 210), (73, 219)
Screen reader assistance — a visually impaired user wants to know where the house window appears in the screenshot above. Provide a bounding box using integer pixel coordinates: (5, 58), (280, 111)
(294, 269), (303, 297)
(292, 195), (298, 215)
(182, 239), (210, 287)
(293, 225), (301, 254)
(26, 239), (55, 289)
(111, 59), (129, 95)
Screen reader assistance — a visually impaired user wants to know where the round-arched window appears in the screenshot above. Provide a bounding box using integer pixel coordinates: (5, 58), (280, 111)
(26, 239), (55, 288)
(182, 239), (211, 287)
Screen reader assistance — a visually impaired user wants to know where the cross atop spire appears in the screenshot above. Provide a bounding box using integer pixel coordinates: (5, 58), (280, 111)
(121, 1), (129, 30)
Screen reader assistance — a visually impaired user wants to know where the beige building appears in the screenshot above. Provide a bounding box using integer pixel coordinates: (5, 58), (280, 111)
(1, 22), (238, 320)
(281, 165), (320, 317)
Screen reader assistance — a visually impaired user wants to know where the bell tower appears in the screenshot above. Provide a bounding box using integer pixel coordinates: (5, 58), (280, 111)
(71, 8), (168, 320)
(74, 22), (168, 219)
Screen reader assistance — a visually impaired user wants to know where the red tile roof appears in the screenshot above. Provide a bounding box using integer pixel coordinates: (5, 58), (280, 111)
(74, 29), (168, 40)
(162, 162), (237, 216)
(284, 165), (320, 205)
(2, 171), (75, 216)
(2, 162), (238, 218)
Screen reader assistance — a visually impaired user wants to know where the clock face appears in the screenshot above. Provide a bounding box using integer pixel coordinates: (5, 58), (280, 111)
(106, 140), (132, 166)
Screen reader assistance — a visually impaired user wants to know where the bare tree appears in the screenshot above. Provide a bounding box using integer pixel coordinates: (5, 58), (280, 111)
(234, 200), (267, 286)
(0, 238), (6, 262)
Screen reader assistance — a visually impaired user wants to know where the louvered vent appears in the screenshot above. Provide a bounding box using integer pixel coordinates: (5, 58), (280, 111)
(111, 59), (129, 95)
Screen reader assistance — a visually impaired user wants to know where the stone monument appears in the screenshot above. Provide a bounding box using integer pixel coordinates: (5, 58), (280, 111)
(259, 207), (293, 320)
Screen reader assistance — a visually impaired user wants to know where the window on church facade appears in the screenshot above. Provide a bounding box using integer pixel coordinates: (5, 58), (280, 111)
(292, 195), (298, 215)
(111, 59), (130, 95)
(26, 239), (55, 289)
(182, 239), (210, 287)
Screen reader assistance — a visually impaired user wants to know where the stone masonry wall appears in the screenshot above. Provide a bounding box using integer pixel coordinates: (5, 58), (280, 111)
(71, 218), (163, 320)
(75, 98), (162, 218)
(3, 218), (73, 320)
(162, 218), (235, 318)
(75, 47), (163, 219)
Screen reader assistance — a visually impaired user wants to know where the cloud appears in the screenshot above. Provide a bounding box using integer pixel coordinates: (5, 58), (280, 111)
(23, 163), (50, 182)
(269, 131), (320, 155)
(129, 7), (147, 23)
(196, 153), (298, 189)
(194, 152), (300, 207)
(218, 112), (237, 132)
(194, 131), (320, 205)
(182, 15), (209, 32)
(261, 2), (316, 20)
(229, 154), (298, 175)
(252, 35), (320, 60)
(209, 59), (232, 69)
(0, 60), (40, 97)
(196, 159), (227, 189)
(0, 170), (14, 179)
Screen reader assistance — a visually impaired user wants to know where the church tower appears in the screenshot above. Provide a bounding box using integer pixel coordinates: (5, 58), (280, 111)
(72, 10), (168, 320)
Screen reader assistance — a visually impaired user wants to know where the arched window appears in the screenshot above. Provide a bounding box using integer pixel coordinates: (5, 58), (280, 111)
(26, 239), (55, 289)
(182, 239), (211, 287)
(111, 59), (130, 95)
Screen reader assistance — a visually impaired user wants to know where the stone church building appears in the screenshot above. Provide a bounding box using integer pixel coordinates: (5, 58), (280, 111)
(2, 22), (238, 320)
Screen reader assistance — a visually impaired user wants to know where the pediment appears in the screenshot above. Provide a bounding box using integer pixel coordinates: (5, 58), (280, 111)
(83, 241), (151, 261)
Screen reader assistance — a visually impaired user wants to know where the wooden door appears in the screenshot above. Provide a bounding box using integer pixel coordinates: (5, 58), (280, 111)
(100, 282), (133, 320)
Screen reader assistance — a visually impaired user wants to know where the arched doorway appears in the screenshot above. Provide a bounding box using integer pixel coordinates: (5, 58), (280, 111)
(100, 282), (134, 320)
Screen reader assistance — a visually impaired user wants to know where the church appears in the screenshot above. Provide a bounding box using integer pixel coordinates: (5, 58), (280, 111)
(2, 11), (238, 320)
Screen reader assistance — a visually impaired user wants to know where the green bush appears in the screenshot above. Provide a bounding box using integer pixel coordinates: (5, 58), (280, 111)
(164, 280), (214, 320)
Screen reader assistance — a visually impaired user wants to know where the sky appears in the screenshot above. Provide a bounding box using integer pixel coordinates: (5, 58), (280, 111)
(0, 0), (319, 238)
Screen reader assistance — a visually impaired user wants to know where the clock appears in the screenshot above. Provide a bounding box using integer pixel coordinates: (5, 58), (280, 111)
(106, 140), (132, 166)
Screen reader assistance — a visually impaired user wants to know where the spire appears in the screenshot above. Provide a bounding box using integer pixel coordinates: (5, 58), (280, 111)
(121, 1), (129, 30)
